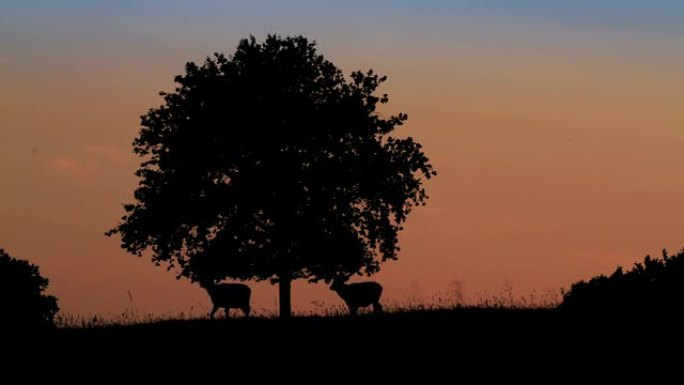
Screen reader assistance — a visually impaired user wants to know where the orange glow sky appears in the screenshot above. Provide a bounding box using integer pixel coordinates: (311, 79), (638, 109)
(2, 1), (683, 317)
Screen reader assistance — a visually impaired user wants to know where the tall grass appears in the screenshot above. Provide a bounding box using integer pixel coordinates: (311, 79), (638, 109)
(55, 307), (203, 328)
(55, 285), (561, 328)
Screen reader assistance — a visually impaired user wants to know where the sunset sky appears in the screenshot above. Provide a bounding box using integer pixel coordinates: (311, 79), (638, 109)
(2, 1), (683, 317)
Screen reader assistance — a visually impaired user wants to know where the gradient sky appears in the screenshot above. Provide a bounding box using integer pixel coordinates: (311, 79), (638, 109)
(2, 1), (683, 317)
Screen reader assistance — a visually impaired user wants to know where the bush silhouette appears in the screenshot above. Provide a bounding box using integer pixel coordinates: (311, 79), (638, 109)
(560, 249), (684, 312)
(0, 249), (59, 329)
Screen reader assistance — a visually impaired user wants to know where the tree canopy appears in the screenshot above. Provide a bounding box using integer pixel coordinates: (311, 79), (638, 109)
(107, 35), (436, 316)
(0, 248), (59, 329)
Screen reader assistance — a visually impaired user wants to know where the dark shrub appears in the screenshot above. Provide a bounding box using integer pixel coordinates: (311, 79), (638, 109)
(561, 249), (684, 312)
(0, 248), (59, 329)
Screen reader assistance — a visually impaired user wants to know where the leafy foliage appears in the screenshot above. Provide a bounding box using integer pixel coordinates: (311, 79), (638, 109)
(108, 35), (435, 290)
(560, 249), (684, 311)
(0, 248), (59, 328)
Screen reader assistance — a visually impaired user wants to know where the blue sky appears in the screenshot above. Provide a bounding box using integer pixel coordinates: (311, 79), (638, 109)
(4, 1), (684, 34)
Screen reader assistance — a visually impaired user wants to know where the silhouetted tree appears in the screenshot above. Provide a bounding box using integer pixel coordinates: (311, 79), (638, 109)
(107, 35), (435, 317)
(0, 248), (59, 329)
(560, 248), (684, 312)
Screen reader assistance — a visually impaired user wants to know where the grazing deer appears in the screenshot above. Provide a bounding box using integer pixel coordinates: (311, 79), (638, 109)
(330, 279), (383, 316)
(201, 281), (252, 318)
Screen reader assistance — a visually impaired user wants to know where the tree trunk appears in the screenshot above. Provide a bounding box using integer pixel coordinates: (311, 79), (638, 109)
(279, 273), (292, 318)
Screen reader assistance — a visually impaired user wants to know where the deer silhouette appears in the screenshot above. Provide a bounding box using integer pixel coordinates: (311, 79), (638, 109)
(201, 281), (251, 318)
(331, 279), (383, 316)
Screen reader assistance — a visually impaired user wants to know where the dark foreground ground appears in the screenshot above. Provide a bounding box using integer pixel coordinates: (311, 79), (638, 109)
(6, 308), (683, 376)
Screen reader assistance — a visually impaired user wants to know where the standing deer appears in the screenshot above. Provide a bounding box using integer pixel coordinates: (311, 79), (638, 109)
(330, 279), (383, 316)
(201, 281), (252, 318)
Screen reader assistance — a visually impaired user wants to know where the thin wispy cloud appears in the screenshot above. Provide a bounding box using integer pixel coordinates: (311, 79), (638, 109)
(48, 145), (133, 180)
(50, 156), (96, 180)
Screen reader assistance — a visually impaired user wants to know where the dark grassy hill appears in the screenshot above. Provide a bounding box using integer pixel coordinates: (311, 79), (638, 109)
(7, 307), (681, 378)
(46, 306), (676, 350)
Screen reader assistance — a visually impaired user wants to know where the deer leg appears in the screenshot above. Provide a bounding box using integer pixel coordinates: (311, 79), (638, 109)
(210, 305), (218, 319)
